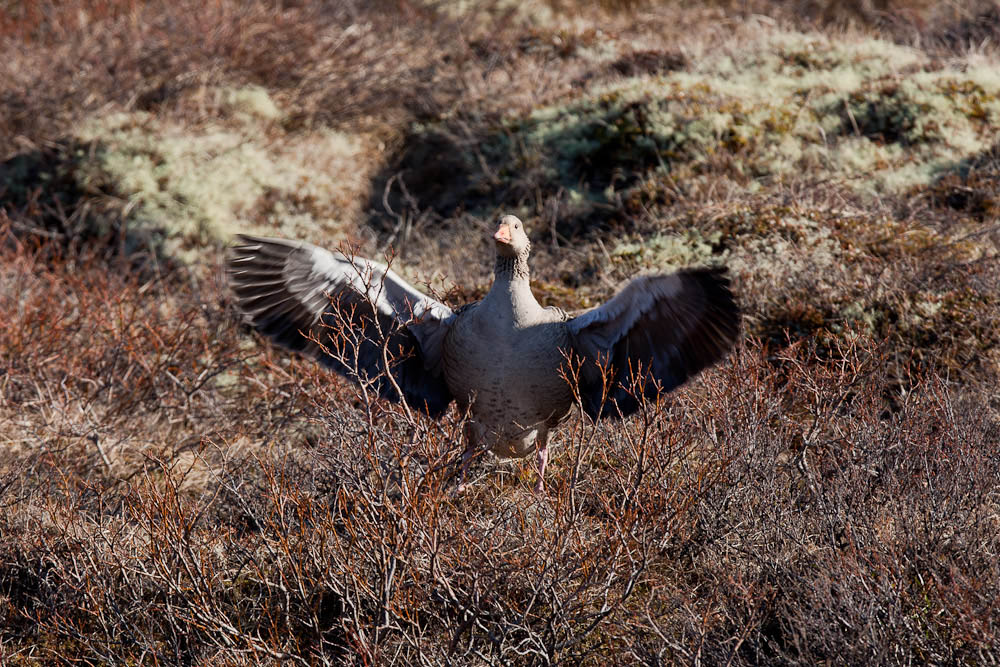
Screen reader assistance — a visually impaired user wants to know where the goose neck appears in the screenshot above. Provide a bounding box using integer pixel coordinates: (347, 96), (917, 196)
(494, 251), (530, 283)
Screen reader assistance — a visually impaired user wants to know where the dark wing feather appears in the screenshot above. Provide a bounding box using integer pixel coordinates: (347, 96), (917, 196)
(226, 235), (455, 417)
(566, 268), (739, 420)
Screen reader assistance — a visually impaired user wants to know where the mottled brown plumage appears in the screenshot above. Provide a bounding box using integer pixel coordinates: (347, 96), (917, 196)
(227, 215), (740, 493)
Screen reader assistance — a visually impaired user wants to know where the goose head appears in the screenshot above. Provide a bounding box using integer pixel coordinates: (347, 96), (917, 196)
(492, 215), (530, 258)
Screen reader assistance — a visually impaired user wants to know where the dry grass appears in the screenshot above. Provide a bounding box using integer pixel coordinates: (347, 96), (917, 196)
(2, 0), (1000, 664)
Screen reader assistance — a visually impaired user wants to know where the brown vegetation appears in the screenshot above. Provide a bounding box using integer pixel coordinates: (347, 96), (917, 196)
(2, 0), (999, 664)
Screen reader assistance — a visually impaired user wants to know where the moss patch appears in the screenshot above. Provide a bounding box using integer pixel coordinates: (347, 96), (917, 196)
(74, 111), (367, 258)
(0, 100), (374, 263)
(384, 29), (1000, 229)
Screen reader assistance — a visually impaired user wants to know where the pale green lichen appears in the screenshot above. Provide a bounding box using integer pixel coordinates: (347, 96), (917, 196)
(424, 0), (556, 28)
(679, 30), (925, 102)
(727, 215), (855, 287)
(72, 109), (366, 260)
(611, 229), (720, 271)
(220, 86), (282, 121)
(480, 26), (1000, 210)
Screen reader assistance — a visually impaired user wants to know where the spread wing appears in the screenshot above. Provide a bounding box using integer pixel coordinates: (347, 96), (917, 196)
(566, 268), (739, 420)
(226, 235), (455, 417)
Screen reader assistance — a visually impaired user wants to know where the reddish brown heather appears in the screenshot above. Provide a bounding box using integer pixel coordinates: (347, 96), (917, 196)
(1, 0), (999, 663)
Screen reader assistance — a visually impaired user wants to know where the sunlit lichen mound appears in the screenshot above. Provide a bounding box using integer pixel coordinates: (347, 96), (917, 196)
(2, 88), (372, 264)
(399, 29), (1000, 224)
(74, 104), (368, 260)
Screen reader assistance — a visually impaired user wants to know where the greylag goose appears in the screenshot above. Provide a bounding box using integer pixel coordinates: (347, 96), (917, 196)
(227, 215), (739, 492)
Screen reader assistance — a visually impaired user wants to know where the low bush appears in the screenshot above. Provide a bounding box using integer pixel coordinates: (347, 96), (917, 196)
(2, 1), (999, 663)
(2, 223), (998, 663)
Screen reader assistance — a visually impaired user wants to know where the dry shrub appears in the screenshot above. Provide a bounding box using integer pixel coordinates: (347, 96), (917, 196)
(0, 215), (320, 489)
(3, 1), (1000, 663)
(0, 0), (460, 146)
(669, 336), (1000, 663)
(920, 140), (1000, 222)
(1, 223), (997, 663)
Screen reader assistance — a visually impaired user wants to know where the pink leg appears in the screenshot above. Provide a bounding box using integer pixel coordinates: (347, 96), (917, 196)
(534, 429), (551, 495)
(455, 422), (479, 494)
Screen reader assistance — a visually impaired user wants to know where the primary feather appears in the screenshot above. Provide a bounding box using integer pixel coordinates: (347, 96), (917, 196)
(227, 235), (455, 417)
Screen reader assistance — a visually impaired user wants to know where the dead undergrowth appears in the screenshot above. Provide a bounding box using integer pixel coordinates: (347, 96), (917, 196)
(2, 0), (1000, 664)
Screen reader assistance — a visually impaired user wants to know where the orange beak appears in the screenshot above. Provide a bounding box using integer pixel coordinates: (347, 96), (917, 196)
(493, 223), (511, 244)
